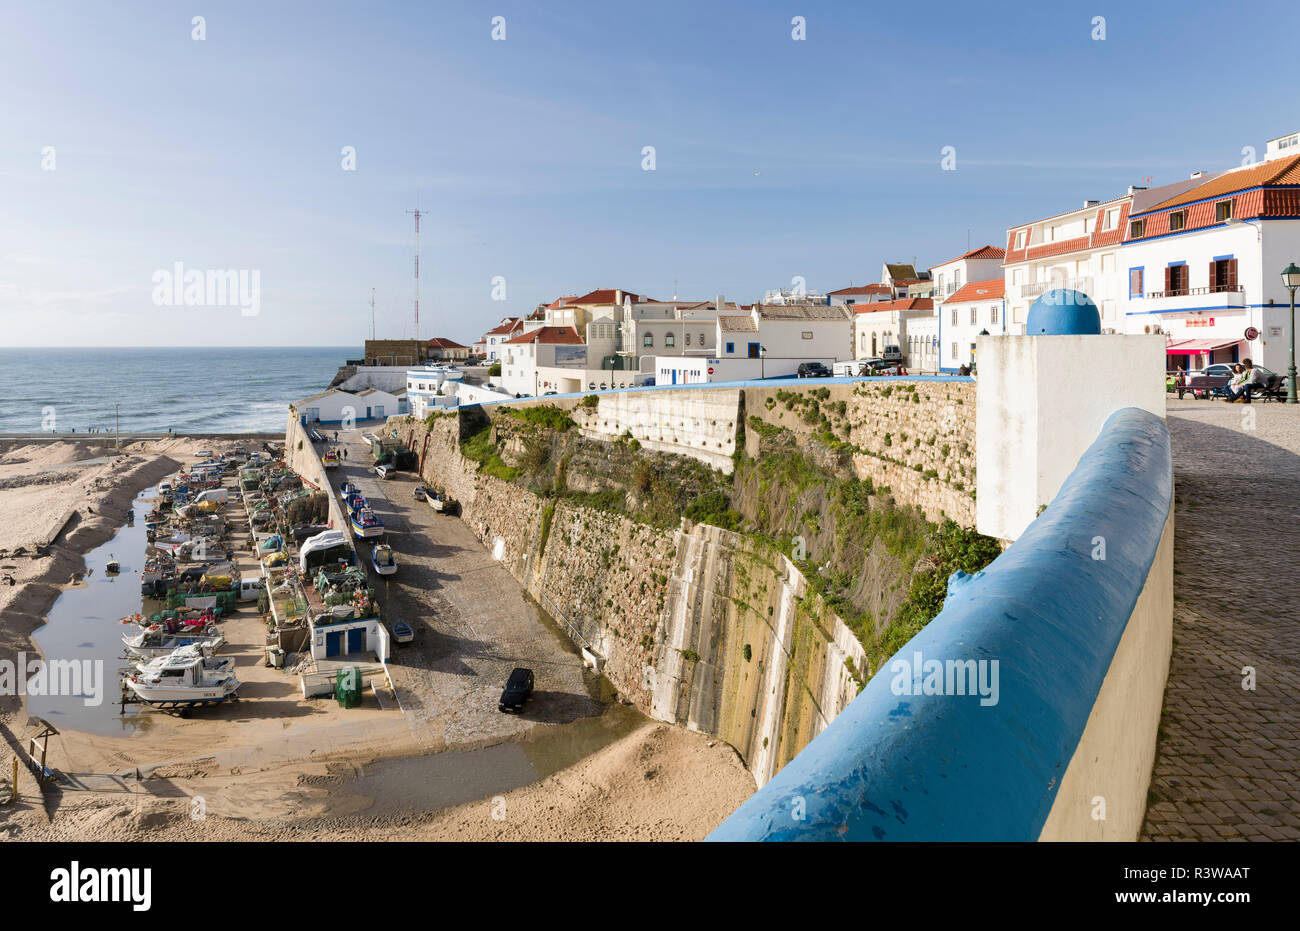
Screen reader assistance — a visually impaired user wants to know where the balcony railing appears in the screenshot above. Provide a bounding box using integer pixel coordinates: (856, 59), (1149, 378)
(1019, 276), (1093, 299)
(1143, 285), (1243, 300)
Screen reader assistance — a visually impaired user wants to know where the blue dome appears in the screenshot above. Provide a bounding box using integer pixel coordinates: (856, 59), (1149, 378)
(1025, 290), (1101, 335)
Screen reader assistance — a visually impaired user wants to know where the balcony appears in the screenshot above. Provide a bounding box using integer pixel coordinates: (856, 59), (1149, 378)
(1017, 276), (1093, 299)
(1139, 285), (1245, 312)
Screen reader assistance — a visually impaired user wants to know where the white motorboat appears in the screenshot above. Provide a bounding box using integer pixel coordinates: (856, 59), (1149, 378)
(134, 644), (235, 678)
(122, 651), (240, 707)
(122, 627), (224, 660)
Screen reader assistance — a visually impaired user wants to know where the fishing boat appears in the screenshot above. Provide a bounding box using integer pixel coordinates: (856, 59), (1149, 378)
(349, 508), (384, 540)
(105, 554), (121, 574)
(426, 489), (457, 513)
(370, 543), (397, 576)
(122, 626), (224, 660)
(322, 449), (341, 469)
(391, 620), (414, 644)
(340, 481), (360, 497)
(345, 492), (367, 514)
(133, 644), (235, 678)
(122, 651), (240, 707)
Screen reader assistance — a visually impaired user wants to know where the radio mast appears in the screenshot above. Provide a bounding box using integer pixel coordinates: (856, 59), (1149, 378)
(369, 288), (376, 341)
(405, 206), (424, 342)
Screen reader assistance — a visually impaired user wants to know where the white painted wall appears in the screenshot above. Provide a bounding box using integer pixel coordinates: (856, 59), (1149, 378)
(975, 334), (1166, 541)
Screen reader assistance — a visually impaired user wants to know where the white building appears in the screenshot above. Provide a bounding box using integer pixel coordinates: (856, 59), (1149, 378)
(293, 389), (391, 427)
(937, 279), (1006, 372)
(406, 366), (465, 417)
(478, 316), (525, 362)
(656, 303), (854, 384)
(852, 297), (935, 363)
(930, 245), (1005, 304)
(1119, 147), (1300, 373)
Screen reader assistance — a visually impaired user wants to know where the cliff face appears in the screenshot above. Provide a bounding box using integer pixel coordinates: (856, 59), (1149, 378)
(390, 383), (993, 785)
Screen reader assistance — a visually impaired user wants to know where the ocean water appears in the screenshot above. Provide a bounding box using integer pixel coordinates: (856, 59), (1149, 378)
(0, 347), (351, 434)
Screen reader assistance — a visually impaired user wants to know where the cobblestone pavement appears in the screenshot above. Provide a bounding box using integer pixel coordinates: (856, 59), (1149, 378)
(1142, 399), (1300, 841)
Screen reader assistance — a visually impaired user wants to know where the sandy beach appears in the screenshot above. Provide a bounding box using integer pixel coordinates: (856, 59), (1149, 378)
(0, 436), (754, 842)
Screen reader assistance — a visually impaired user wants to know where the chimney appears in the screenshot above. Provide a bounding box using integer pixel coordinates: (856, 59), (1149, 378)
(1190, 171), (1204, 179)
(716, 294), (724, 310)
(1084, 199), (1100, 208)
(614, 290), (622, 306)
(1127, 185), (1148, 195)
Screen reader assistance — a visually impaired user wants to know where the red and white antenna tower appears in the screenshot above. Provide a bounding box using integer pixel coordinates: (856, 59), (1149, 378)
(406, 205), (424, 341)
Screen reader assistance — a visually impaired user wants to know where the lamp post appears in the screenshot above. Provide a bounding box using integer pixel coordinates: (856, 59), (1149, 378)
(1282, 263), (1300, 404)
(760, 345), (767, 380)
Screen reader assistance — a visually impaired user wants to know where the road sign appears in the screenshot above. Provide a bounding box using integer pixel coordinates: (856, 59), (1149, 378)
(1245, 326), (1259, 340)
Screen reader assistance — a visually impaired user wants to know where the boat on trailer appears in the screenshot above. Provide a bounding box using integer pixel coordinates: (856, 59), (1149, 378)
(122, 651), (240, 708)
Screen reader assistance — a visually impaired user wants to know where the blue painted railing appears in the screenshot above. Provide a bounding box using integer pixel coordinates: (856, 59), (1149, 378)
(707, 407), (1172, 841)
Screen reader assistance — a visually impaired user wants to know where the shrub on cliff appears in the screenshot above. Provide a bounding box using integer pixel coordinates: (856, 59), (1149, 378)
(504, 404), (575, 432)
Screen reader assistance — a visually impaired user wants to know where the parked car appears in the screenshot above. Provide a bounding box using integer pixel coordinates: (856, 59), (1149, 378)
(796, 362), (832, 378)
(1202, 363), (1275, 380)
(412, 484), (427, 501)
(498, 667), (534, 713)
(374, 463), (394, 479)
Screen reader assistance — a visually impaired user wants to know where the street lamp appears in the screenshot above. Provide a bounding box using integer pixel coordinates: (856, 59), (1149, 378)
(1281, 263), (1300, 404)
(760, 345), (767, 379)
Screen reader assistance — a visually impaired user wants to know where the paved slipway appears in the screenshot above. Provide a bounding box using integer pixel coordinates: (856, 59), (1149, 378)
(1142, 400), (1300, 841)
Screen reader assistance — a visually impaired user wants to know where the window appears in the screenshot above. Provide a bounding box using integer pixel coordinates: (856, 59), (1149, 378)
(1100, 252), (1115, 273)
(1215, 200), (1234, 223)
(953, 269), (963, 289)
(1084, 216), (1095, 234)
(643, 333), (654, 347)
(698, 333), (705, 344)
(665, 332), (675, 347)
(990, 305), (999, 324)
(725, 342), (734, 353)
(1210, 257), (1237, 292)
(685, 333), (691, 346)
(1130, 219), (1145, 238)
(951, 342), (958, 361)
(747, 343), (760, 359)
(969, 308), (977, 325)
(1129, 267), (1144, 298)
(1103, 207), (1119, 231)
(801, 331), (813, 340)
(1014, 230), (1026, 250)
(951, 308), (958, 326)
(1169, 211), (1187, 232)
(1167, 263), (1189, 296)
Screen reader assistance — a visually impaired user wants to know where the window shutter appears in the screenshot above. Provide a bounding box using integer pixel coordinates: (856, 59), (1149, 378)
(1164, 267), (1171, 294)
(1228, 259), (1238, 290)
(1208, 261), (1218, 292)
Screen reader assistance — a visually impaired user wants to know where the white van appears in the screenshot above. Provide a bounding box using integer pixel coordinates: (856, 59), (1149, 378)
(881, 345), (903, 363)
(238, 574), (265, 602)
(194, 488), (229, 505)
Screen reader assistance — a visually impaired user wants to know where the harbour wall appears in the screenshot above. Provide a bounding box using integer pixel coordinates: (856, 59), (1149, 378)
(490, 378), (975, 523)
(708, 407), (1174, 840)
(397, 409), (871, 786)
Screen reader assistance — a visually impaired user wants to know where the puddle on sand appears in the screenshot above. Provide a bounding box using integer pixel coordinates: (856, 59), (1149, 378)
(27, 487), (158, 736)
(331, 701), (645, 819)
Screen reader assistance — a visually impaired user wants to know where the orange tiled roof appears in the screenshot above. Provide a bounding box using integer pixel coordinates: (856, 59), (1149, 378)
(932, 245), (1006, 268)
(427, 337), (468, 349)
(853, 298), (934, 313)
(502, 325), (584, 345)
(945, 279), (1005, 303)
(828, 283), (892, 296)
(1136, 153), (1300, 214)
(568, 289), (643, 305)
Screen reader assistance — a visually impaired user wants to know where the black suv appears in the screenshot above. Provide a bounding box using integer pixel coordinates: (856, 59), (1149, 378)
(797, 362), (831, 378)
(498, 667), (534, 713)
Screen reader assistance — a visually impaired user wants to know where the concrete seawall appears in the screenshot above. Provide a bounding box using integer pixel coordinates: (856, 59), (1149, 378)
(709, 407), (1174, 841)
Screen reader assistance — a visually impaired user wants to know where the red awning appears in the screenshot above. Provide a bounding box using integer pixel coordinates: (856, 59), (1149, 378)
(1165, 338), (1240, 355)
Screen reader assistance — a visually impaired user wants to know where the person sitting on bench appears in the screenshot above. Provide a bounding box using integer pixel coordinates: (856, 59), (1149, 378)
(1226, 360), (1267, 403)
(1217, 363), (1246, 400)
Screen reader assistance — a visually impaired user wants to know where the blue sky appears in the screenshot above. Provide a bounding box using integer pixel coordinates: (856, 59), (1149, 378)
(1, 0), (1296, 347)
